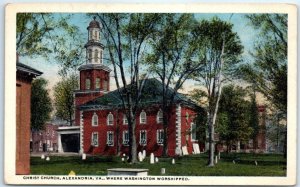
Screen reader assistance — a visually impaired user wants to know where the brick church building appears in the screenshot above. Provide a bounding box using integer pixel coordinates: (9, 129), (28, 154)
(73, 17), (202, 157)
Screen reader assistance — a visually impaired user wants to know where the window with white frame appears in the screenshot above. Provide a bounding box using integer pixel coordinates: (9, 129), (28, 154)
(92, 112), (98, 126)
(157, 109), (163, 124)
(140, 110), (147, 124)
(107, 131), (114, 146)
(107, 112), (114, 125)
(91, 132), (98, 147)
(157, 129), (164, 145)
(140, 130), (147, 145)
(122, 131), (129, 145)
(103, 80), (108, 91)
(123, 114), (128, 125)
(191, 123), (196, 141)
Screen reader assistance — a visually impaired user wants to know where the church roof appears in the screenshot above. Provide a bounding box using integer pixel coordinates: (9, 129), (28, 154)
(79, 78), (201, 111)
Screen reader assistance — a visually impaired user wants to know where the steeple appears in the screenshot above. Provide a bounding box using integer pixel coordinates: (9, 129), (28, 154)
(84, 16), (104, 64)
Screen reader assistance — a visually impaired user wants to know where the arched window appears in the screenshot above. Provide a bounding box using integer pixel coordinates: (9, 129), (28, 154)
(95, 78), (100, 89)
(92, 113), (98, 126)
(94, 49), (99, 63)
(140, 110), (147, 124)
(157, 109), (163, 123)
(103, 80), (108, 91)
(85, 78), (91, 90)
(100, 50), (103, 64)
(89, 30), (92, 40)
(88, 49), (92, 63)
(191, 123), (196, 141)
(107, 112), (114, 126)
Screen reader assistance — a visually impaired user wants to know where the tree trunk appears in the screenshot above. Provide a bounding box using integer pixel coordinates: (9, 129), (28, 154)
(129, 109), (137, 163)
(208, 113), (215, 167)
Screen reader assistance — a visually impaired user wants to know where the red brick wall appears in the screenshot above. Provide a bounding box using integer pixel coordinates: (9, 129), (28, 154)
(16, 78), (32, 174)
(82, 105), (198, 157)
(80, 69), (110, 91)
(31, 123), (58, 152)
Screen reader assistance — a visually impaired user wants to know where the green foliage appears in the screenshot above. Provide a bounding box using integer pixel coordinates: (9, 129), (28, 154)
(31, 78), (52, 130)
(241, 14), (287, 114)
(249, 91), (259, 143)
(17, 13), (85, 70)
(53, 74), (78, 125)
(216, 85), (253, 144)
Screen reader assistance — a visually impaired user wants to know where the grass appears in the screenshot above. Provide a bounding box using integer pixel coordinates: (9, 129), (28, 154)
(30, 153), (286, 176)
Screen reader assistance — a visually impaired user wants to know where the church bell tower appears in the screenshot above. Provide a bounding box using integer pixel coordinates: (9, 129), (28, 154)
(74, 16), (111, 125)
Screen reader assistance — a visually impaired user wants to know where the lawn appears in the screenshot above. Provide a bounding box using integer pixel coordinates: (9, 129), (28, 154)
(30, 153), (286, 176)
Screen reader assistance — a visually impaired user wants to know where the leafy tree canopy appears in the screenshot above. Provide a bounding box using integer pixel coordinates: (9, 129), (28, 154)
(31, 78), (52, 130)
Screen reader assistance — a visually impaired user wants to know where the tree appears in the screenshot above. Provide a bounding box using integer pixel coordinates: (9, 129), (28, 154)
(96, 13), (161, 163)
(145, 14), (205, 156)
(31, 78), (52, 131)
(192, 17), (243, 166)
(216, 85), (253, 152)
(241, 14), (287, 114)
(249, 89), (259, 150)
(17, 13), (85, 68)
(53, 74), (78, 126)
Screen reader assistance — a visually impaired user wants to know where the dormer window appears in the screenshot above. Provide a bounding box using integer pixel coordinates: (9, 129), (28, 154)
(140, 110), (146, 124)
(92, 113), (98, 126)
(85, 78), (91, 90)
(157, 109), (163, 124)
(107, 112), (114, 126)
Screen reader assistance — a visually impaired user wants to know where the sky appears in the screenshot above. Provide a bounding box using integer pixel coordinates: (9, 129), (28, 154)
(20, 13), (259, 98)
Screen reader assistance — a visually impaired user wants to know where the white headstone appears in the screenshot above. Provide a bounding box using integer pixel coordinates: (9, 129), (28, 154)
(82, 153), (86, 160)
(172, 158), (175, 164)
(218, 152), (221, 159)
(182, 146), (188, 155)
(193, 143), (200, 154)
(123, 153), (126, 157)
(150, 153), (155, 164)
(46, 157), (50, 161)
(142, 150), (146, 159)
(41, 154), (45, 159)
(121, 157), (125, 162)
(138, 152), (143, 162)
(255, 160), (258, 166)
(155, 157), (159, 163)
(215, 155), (218, 164)
(161, 168), (165, 174)
(233, 160), (235, 164)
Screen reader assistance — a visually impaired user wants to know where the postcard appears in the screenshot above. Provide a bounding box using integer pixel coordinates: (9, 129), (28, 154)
(5, 3), (297, 185)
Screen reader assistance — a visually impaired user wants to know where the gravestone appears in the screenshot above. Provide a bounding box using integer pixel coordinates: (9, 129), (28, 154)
(233, 160), (235, 164)
(138, 152), (143, 162)
(193, 143), (200, 154)
(150, 153), (155, 164)
(82, 153), (86, 160)
(161, 168), (165, 174)
(172, 158), (175, 164)
(155, 157), (159, 163)
(255, 161), (258, 166)
(142, 150), (146, 159)
(121, 157), (125, 162)
(46, 157), (50, 161)
(182, 146), (188, 155)
(218, 152), (221, 159)
(215, 155), (218, 164)
(123, 153), (126, 157)
(41, 154), (45, 159)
